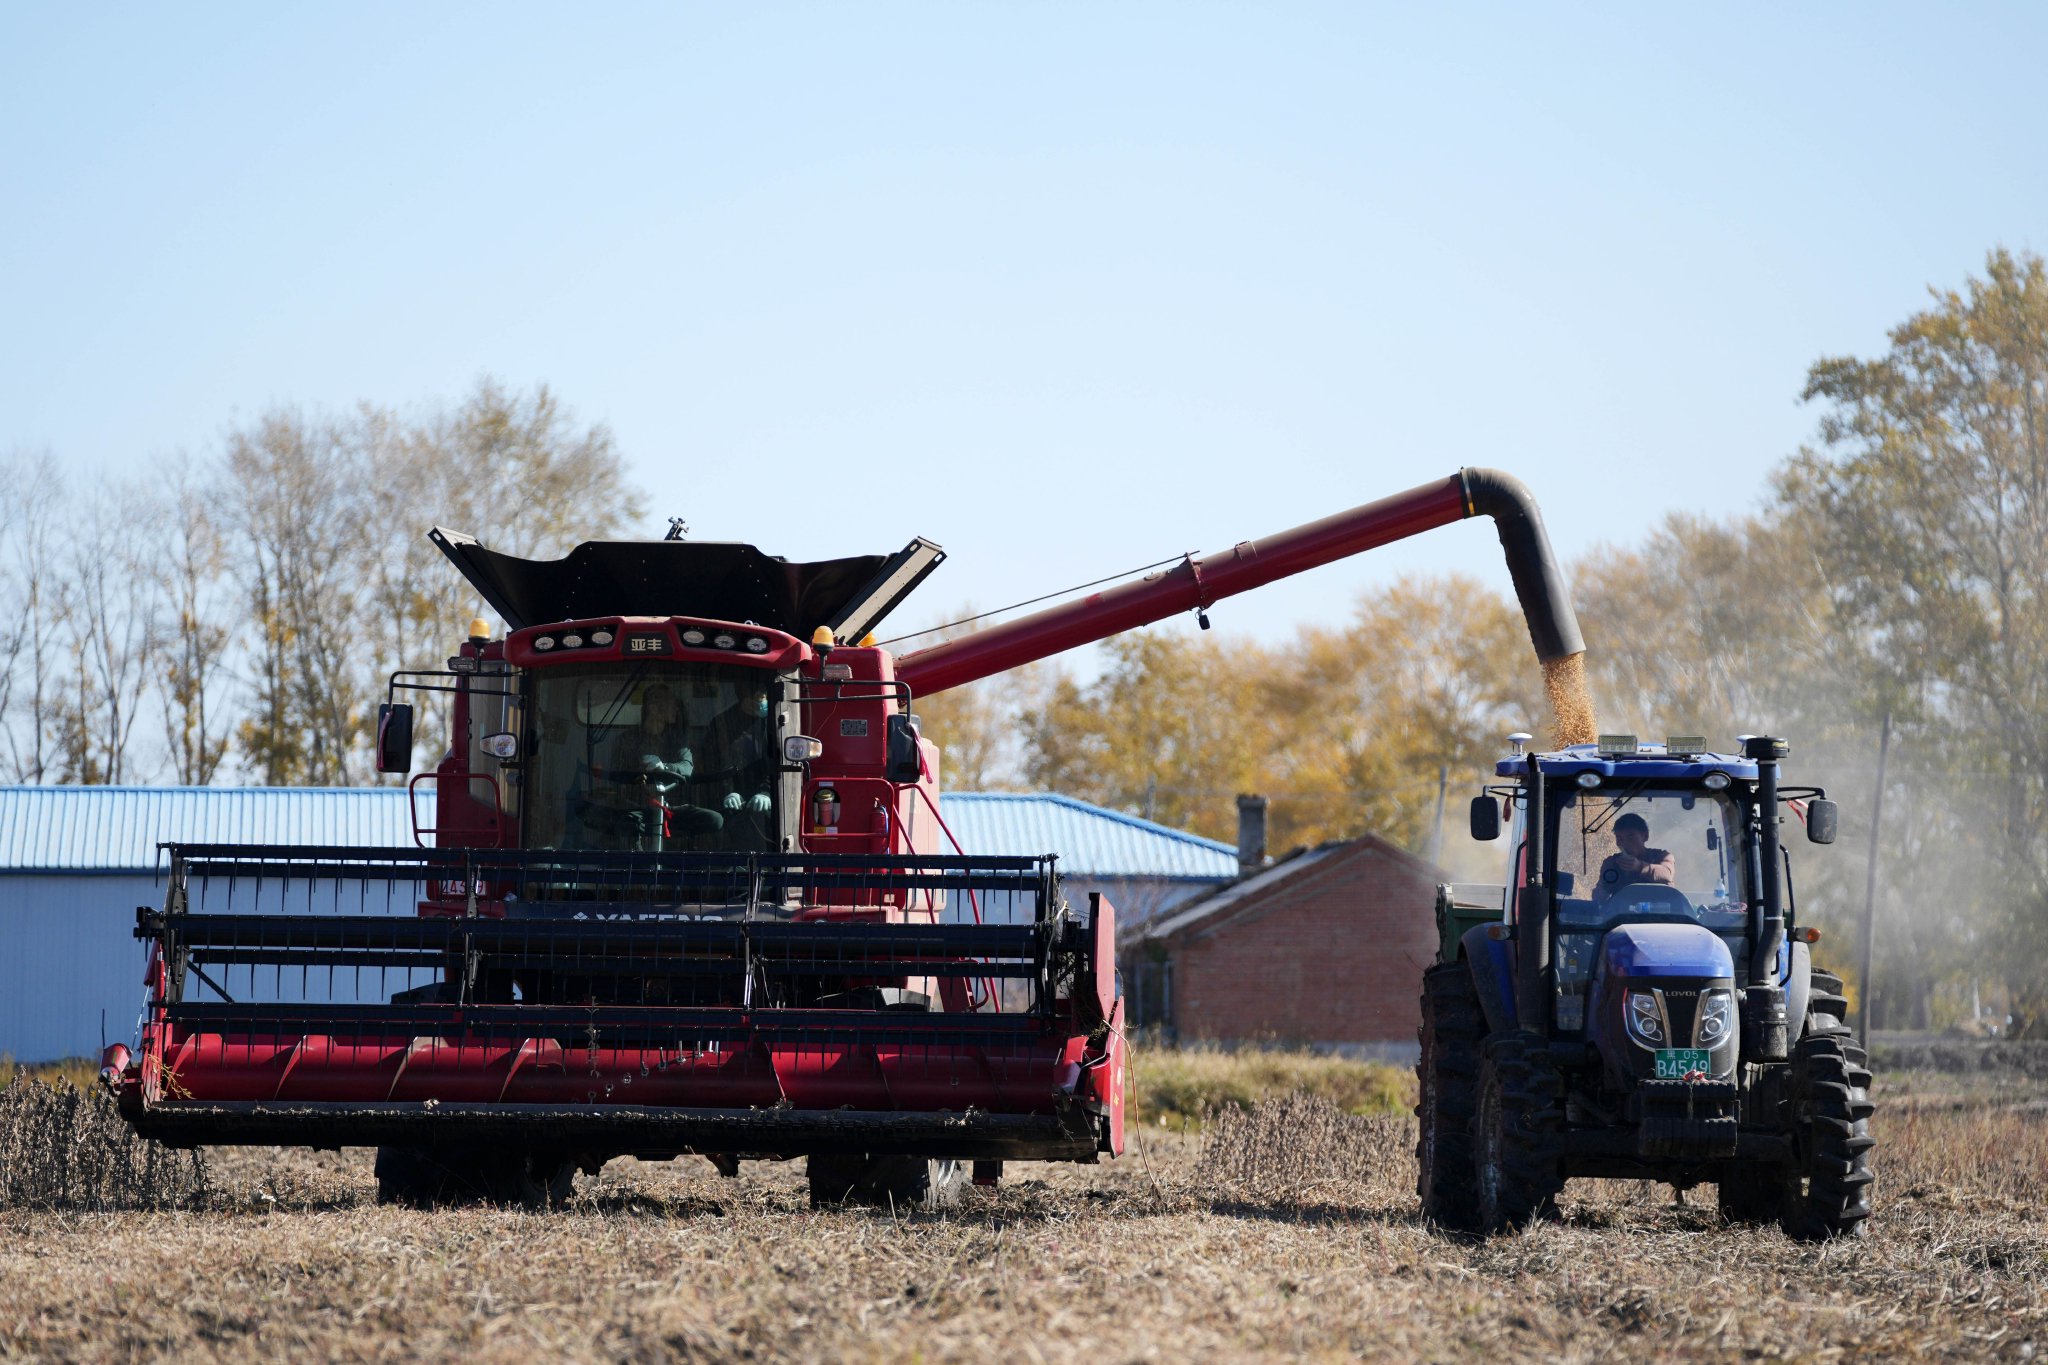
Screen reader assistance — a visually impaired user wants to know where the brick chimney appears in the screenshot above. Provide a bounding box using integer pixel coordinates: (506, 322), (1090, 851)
(1236, 794), (1268, 872)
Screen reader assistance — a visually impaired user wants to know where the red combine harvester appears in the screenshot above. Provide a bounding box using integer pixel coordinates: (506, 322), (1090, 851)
(103, 469), (1583, 1207)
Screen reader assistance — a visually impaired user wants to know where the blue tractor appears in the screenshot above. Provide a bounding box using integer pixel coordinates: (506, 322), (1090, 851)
(1417, 733), (1875, 1238)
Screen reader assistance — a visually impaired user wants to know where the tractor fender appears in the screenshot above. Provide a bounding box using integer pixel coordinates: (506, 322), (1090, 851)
(1458, 923), (1518, 1035)
(1785, 939), (1812, 1040)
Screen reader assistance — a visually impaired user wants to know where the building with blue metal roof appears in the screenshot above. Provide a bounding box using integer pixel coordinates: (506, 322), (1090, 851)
(0, 786), (1239, 1061)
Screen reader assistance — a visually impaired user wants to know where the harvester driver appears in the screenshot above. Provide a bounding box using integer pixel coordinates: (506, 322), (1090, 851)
(599, 683), (722, 845)
(1591, 812), (1675, 903)
(701, 684), (775, 815)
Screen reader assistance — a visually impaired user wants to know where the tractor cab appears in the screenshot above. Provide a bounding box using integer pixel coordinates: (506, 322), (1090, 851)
(1472, 735), (1839, 1081)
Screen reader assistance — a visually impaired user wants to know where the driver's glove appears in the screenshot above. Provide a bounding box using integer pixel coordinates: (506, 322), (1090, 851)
(721, 791), (743, 811)
(747, 792), (771, 813)
(642, 751), (694, 779)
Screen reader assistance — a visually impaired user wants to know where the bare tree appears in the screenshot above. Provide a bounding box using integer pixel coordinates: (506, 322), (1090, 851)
(226, 408), (376, 785)
(0, 450), (71, 783)
(48, 483), (161, 783)
(146, 456), (233, 784)
(360, 379), (644, 768)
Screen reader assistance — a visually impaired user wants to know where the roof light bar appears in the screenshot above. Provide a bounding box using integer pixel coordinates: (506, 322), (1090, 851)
(1596, 734), (1639, 757)
(1665, 735), (1706, 756)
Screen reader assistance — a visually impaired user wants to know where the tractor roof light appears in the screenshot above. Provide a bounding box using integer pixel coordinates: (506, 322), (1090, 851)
(1597, 734), (1639, 757)
(1576, 771), (1601, 789)
(1702, 771), (1731, 790)
(1666, 735), (1706, 756)
(468, 618), (491, 642)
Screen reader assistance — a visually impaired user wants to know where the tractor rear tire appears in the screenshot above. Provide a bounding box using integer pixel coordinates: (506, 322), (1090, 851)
(1808, 969), (1850, 1031)
(1415, 962), (1484, 1231)
(806, 1154), (964, 1210)
(1473, 1030), (1565, 1234)
(1780, 1025), (1875, 1241)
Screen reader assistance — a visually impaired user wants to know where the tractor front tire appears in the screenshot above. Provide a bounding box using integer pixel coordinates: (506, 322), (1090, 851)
(1780, 1025), (1875, 1241)
(1473, 1030), (1565, 1233)
(1415, 962), (1484, 1231)
(807, 1154), (964, 1210)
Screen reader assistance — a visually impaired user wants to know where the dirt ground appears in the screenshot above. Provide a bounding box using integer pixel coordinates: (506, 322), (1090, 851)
(3, 1067), (2044, 1363)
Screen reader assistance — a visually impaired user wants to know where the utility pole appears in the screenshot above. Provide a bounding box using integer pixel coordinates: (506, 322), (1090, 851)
(1856, 712), (1892, 1046)
(1429, 764), (1449, 866)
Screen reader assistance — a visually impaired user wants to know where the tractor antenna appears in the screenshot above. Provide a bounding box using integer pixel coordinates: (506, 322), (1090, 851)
(664, 517), (689, 541)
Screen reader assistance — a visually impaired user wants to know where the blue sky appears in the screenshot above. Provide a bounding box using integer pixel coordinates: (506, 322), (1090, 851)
(4, 3), (2041, 649)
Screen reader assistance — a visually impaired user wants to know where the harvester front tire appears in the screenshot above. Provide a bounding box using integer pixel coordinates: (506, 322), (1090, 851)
(374, 1146), (577, 1209)
(1473, 1030), (1564, 1234)
(1415, 962), (1484, 1231)
(1780, 1026), (1875, 1242)
(806, 1154), (964, 1211)
(374, 1146), (446, 1208)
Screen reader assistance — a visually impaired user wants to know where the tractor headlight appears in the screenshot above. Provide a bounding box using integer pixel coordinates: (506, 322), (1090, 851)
(1624, 990), (1665, 1046)
(1697, 990), (1735, 1047)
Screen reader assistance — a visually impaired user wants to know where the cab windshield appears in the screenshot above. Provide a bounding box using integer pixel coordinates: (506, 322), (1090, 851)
(525, 663), (780, 854)
(1553, 786), (1749, 933)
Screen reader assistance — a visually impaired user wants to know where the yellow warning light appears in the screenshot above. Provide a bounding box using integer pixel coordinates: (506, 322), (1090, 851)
(858, 633), (877, 648)
(468, 618), (490, 642)
(811, 627), (836, 648)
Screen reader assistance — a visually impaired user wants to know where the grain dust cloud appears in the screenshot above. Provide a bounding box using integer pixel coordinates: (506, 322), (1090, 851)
(1543, 652), (1597, 747)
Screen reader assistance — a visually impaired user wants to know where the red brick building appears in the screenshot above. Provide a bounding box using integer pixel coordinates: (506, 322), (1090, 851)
(1125, 834), (1444, 1056)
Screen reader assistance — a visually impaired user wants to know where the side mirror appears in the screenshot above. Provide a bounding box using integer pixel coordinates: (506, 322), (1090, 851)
(376, 703), (414, 774)
(1804, 797), (1839, 845)
(782, 735), (824, 764)
(1469, 794), (1501, 842)
(885, 714), (924, 784)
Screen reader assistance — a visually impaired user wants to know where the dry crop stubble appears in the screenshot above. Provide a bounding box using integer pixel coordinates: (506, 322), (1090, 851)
(2, 1067), (2043, 1362)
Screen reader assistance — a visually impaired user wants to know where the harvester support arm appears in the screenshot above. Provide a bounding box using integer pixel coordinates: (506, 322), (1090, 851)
(894, 468), (1584, 696)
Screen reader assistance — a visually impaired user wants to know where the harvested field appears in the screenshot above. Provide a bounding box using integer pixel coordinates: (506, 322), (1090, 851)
(3, 1056), (2043, 1363)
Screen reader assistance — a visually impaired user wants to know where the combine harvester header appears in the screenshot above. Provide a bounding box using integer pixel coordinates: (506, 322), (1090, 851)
(103, 468), (1584, 1207)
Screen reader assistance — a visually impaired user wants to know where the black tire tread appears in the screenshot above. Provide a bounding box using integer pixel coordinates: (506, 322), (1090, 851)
(807, 1154), (963, 1210)
(1474, 1030), (1564, 1233)
(1781, 1028), (1875, 1241)
(1415, 963), (1484, 1231)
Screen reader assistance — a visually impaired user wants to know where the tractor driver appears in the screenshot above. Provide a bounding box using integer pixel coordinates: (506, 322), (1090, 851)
(595, 683), (722, 844)
(1591, 812), (1676, 904)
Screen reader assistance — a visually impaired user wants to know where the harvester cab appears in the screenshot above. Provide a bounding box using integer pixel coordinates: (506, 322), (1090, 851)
(1419, 734), (1875, 1239)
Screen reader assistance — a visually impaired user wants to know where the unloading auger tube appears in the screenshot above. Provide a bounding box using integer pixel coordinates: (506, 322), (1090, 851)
(893, 468), (1584, 696)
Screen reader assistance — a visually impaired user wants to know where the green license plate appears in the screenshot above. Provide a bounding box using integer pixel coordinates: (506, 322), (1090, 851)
(1654, 1048), (1711, 1079)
